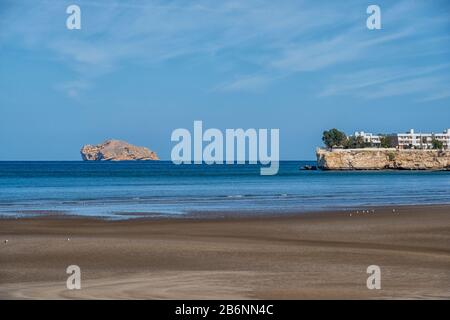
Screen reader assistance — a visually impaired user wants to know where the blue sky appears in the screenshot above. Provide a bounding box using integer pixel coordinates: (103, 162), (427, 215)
(1, 0), (449, 160)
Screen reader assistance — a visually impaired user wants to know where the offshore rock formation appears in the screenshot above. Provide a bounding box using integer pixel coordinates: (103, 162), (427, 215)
(81, 140), (159, 161)
(316, 148), (450, 170)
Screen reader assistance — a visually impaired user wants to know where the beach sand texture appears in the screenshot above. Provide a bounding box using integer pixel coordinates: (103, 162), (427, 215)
(1, 205), (449, 299)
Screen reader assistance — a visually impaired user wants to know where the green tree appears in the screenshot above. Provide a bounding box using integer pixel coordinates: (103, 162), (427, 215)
(344, 136), (370, 149)
(322, 129), (347, 148)
(431, 138), (443, 150)
(380, 136), (391, 148)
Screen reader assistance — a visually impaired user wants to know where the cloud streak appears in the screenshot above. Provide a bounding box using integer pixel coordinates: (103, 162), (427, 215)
(1, 0), (450, 100)
(321, 64), (450, 100)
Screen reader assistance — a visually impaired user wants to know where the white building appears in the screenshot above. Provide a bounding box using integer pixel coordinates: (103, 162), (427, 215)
(353, 131), (381, 146)
(393, 129), (450, 149)
(351, 129), (450, 149)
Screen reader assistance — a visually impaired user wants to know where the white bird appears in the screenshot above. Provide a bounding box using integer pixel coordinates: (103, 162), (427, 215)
(67, 238), (71, 241)
(4, 240), (8, 244)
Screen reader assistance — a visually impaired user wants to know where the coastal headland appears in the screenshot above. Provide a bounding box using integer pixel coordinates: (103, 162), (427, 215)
(317, 148), (450, 170)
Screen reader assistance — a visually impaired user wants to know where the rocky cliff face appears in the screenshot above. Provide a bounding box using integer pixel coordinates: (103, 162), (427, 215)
(316, 148), (450, 170)
(81, 140), (159, 161)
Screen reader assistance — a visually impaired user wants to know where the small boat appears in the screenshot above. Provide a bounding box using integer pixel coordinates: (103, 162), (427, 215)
(300, 165), (317, 170)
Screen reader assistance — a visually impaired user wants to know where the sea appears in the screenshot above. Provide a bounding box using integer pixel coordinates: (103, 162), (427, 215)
(0, 161), (449, 219)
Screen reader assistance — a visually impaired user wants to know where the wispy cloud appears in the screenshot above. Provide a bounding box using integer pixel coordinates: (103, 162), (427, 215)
(54, 80), (91, 98)
(320, 64), (450, 100)
(364, 76), (449, 100)
(2, 0), (450, 99)
(213, 74), (274, 92)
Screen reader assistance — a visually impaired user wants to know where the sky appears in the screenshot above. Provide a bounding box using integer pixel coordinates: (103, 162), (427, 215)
(1, 0), (449, 160)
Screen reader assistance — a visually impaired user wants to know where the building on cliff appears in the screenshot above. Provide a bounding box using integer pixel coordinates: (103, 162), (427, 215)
(353, 131), (381, 146)
(352, 129), (450, 150)
(391, 129), (450, 150)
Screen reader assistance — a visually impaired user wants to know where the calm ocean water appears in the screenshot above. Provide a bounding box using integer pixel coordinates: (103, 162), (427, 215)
(0, 161), (449, 219)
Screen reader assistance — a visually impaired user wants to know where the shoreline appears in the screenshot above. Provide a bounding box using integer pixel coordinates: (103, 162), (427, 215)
(1, 203), (450, 221)
(1, 204), (449, 299)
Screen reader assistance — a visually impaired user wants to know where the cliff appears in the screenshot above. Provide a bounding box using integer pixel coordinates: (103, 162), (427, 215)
(81, 140), (159, 161)
(316, 148), (450, 170)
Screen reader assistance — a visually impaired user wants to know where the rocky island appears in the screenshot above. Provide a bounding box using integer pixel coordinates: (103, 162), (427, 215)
(317, 148), (450, 170)
(81, 140), (159, 161)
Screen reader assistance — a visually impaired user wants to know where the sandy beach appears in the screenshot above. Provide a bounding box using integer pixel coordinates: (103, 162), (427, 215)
(1, 205), (449, 299)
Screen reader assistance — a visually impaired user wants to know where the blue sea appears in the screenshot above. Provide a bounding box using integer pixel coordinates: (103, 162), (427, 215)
(0, 161), (449, 219)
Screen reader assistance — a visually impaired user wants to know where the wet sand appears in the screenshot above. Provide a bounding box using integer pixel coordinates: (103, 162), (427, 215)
(0, 205), (449, 299)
